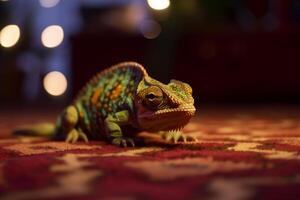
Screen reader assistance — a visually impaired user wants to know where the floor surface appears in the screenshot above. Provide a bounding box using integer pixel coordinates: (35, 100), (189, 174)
(0, 105), (300, 200)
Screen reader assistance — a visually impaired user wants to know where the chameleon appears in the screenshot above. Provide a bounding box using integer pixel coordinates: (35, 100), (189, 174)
(14, 62), (196, 147)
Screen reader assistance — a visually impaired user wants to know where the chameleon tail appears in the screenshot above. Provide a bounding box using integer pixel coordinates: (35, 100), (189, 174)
(13, 123), (56, 137)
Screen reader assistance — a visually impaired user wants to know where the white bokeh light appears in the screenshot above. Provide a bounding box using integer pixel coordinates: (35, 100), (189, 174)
(41, 25), (64, 48)
(39, 0), (60, 8)
(43, 71), (67, 96)
(0, 25), (20, 48)
(147, 0), (170, 10)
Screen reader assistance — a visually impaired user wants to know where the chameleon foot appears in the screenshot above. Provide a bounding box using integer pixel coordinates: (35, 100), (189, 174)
(111, 137), (135, 147)
(65, 129), (89, 143)
(161, 131), (197, 143)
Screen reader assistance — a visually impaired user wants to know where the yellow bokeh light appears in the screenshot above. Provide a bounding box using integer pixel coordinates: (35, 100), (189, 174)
(41, 25), (64, 48)
(39, 0), (60, 8)
(43, 71), (67, 96)
(0, 25), (20, 48)
(147, 0), (170, 10)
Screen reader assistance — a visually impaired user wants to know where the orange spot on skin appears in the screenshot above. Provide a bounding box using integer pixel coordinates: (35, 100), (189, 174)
(110, 85), (122, 99)
(91, 87), (103, 105)
(79, 111), (84, 118)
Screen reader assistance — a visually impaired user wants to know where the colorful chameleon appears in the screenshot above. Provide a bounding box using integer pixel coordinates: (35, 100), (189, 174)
(15, 62), (196, 147)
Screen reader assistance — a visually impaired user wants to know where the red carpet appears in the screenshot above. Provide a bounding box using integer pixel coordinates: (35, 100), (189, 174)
(1, 106), (300, 200)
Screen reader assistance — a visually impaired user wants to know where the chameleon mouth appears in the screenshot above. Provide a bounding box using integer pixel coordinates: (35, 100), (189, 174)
(138, 105), (196, 132)
(139, 105), (196, 117)
(155, 106), (196, 116)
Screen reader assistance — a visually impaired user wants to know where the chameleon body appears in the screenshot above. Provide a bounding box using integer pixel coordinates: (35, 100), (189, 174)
(16, 62), (196, 147)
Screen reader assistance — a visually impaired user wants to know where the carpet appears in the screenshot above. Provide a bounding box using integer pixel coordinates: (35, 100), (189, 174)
(0, 106), (300, 200)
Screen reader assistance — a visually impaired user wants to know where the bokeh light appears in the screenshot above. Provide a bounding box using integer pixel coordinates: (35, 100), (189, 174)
(43, 71), (67, 96)
(0, 25), (20, 48)
(140, 20), (161, 39)
(41, 25), (64, 48)
(39, 0), (60, 8)
(147, 0), (170, 10)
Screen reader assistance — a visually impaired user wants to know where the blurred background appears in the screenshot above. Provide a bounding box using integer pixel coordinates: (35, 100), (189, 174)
(1, 0), (300, 108)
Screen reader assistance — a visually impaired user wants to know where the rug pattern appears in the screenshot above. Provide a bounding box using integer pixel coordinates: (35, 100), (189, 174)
(1, 109), (300, 200)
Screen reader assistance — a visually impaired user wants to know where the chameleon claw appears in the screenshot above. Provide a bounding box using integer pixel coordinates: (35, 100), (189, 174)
(112, 137), (135, 148)
(128, 138), (135, 147)
(161, 132), (178, 143)
(180, 134), (197, 142)
(78, 131), (89, 143)
(173, 132), (181, 143)
(166, 136), (173, 142)
(65, 129), (88, 143)
(161, 132), (197, 144)
(186, 135), (198, 142)
(71, 131), (79, 143)
(165, 133), (173, 142)
(111, 138), (120, 146)
(65, 129), (76, 143)
(65, 135), (72, 143)
(183, 136), (188, 143)
(178, 134), (187, 143)
(121, 139), (127, 148)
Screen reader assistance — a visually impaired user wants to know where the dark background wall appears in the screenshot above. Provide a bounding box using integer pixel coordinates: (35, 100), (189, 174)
(1, 0), (300, 107)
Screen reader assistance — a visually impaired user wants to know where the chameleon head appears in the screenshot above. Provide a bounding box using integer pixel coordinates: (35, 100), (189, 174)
(134, 77), (196, 132)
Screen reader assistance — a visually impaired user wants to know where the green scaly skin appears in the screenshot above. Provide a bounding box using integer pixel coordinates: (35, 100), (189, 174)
(18, 62), (197, 147)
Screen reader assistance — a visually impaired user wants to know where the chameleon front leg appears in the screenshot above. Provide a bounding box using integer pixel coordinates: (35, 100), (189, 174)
(65, 128), (88, 143)
(160, 131), (198, 143)
(104, 110), (134, 147)
(60, 105), (88, 143)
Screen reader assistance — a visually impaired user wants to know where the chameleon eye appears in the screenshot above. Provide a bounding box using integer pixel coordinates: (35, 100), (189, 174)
(144, 95), (163, 110)
(145, 93), (156, 100)
(143, 86), (164, 110)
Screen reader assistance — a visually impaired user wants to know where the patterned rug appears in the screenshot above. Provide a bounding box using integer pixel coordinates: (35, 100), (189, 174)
(1, 106), (300, 200)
